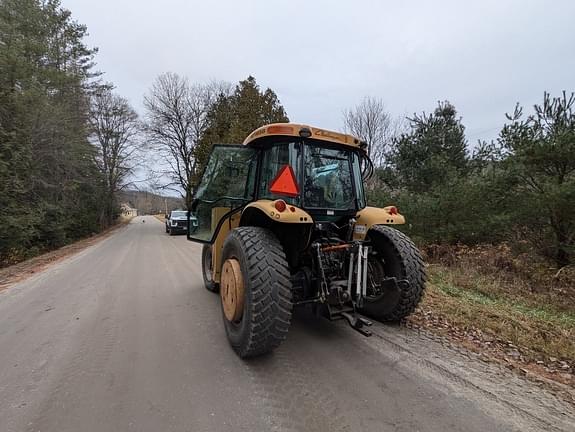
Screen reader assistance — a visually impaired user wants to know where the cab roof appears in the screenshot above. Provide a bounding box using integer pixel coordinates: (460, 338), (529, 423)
(243, 123), (367, 152)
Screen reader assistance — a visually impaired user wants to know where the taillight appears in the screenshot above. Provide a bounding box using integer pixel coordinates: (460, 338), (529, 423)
(388, 206), (398, 215)
(274, 200), (287, 212)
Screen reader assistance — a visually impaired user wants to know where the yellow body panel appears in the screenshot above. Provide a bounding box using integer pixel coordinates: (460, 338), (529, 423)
(211, 207), (240, 283)
(243, 200), (314, 224)
(243, 123), (365, 152)
(353, 206), (405, 240)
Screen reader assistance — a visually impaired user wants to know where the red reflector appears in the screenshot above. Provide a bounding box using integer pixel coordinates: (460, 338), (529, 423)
(274, 200), (287, 212)
(267, 125), (294, 135)
(388, 206), (398, 215)
(270, 165), (300, 198)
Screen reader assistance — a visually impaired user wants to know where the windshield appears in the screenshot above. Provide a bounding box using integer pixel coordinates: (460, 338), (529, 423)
(171, 211), (187, 218)
(303, 146), (356, 210)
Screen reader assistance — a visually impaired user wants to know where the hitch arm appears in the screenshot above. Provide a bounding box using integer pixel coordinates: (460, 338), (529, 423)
(341, 311), (373, 336)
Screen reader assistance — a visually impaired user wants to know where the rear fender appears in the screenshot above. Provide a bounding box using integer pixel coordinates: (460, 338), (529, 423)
(353, 206), (405, 240)
(241, 200), (312, 224)
(240, 201), (313, 268)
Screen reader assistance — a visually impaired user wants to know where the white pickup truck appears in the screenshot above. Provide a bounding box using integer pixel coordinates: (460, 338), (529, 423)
(164, 210), (197, 235)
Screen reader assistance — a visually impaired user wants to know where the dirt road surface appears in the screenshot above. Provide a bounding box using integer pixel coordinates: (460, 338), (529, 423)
(0, 216), (573, 432)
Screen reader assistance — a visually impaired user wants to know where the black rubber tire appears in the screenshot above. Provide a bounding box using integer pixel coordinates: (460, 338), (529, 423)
(221, 226), (293, 358)
(169, 227), (174, 236)
(360, 225), (426, 321)
(165, 224), (169, 233)
(202, 244), (219, 293)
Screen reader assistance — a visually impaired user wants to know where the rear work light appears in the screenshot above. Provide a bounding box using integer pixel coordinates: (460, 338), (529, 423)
(270, 165), (300, 198)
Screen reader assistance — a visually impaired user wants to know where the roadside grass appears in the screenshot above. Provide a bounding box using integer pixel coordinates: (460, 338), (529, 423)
(153, 214), (166, 223)
(411, 264), (575, 364)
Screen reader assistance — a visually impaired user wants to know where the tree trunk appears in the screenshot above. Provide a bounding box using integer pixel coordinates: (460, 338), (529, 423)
(553, 221), (571, 268)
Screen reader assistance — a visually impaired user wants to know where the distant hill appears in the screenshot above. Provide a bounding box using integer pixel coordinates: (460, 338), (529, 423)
(118, 190), (184, 215)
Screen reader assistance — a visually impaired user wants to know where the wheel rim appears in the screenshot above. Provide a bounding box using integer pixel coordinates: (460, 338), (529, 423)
(221, 258), (245, 322)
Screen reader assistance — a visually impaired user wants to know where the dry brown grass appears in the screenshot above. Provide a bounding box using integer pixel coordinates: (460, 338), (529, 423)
(408, 244), (575, 388)
(417, 266), (575, 361)
(422, 243), (575, 314)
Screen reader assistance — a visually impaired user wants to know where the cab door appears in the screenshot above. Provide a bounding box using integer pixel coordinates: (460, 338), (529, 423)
(187, 145), (258, 243)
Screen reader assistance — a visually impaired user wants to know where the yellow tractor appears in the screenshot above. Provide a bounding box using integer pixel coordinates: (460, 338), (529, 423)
(188, 123), (426, 358)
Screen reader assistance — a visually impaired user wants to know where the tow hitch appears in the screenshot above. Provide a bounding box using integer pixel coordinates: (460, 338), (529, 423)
(341, 312), (373, 336)
(313, 241), (411, 337)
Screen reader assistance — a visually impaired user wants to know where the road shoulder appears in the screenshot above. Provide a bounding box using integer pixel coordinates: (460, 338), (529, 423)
(0, 220), (131, 292)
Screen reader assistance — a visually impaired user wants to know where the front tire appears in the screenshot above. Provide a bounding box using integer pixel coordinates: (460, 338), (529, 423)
(220, 227), (293, 358)
(360, 225), (426, 321)
(202, 244), (218, 292)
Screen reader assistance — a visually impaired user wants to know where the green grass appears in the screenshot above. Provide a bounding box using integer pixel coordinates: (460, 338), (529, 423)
(414, 266), (575, 362)
(432, 270), (575, 328)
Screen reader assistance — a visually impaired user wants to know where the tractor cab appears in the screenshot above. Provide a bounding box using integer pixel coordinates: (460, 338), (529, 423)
(188, 124), (370, 243)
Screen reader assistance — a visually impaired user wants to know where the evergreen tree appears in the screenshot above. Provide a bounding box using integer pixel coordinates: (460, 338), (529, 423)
(195, 76), (289, 177)
(498, 92), (575, 267)
(388, 101), (468, 193)
(0, 0), (104, 264)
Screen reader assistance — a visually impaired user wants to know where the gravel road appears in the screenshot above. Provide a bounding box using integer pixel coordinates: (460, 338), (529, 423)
(0, 216), (573, 432)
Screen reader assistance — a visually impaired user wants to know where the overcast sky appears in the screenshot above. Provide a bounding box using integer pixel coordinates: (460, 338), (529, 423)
(63, 0), (574, 144)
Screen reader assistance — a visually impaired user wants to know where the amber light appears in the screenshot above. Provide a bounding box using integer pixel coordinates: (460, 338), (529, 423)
(274, 200), (287, 212)
(388, 206), (398, 215)
(267, 125), (294, 135)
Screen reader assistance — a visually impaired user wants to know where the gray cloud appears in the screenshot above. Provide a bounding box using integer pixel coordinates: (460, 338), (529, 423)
(64, 0), (575, 143)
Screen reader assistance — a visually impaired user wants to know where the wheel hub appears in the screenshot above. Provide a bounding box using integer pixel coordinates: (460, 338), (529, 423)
(221, 258), (244, 322)
(366, 255), (386, 300)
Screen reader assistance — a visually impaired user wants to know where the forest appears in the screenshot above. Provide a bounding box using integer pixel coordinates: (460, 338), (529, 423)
(1, 0), (573, 281)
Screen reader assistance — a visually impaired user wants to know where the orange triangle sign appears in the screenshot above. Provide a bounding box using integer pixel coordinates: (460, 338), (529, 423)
(270, 165), (300, 197)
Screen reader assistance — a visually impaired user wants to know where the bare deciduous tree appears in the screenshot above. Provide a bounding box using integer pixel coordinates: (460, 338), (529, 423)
(143, 72), (231, 209)
(90, 88), (141, 227)
(343, 97), (403, 166)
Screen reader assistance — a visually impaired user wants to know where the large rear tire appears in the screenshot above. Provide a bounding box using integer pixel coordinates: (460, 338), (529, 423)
(220, 227), (293, 358)
(360, 225), (426, 321)
(202, 244), (218, 293)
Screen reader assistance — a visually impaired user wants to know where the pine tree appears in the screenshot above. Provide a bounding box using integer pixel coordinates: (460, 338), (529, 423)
(0, 0), (104, 264)
(498, 92), (575, 266)
(195, 76), (288, 181)
(388, 101), (468, 193)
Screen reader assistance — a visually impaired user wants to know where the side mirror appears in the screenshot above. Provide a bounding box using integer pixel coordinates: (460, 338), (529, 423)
(164, 214), (169, 219)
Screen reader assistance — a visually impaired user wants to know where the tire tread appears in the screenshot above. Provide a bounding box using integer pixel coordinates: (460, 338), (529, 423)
(224, 227), (293, 358)
(368, 225), (426, 321)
